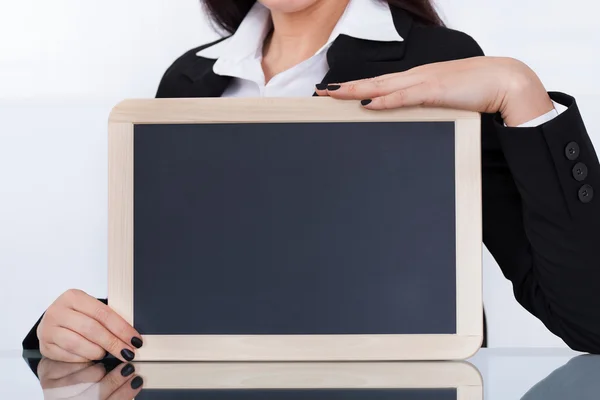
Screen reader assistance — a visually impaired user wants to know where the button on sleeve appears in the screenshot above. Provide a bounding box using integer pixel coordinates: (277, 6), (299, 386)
(566, 141), (581, 161)
(572, 162), (589, 182)
(578, 184), (594, 203)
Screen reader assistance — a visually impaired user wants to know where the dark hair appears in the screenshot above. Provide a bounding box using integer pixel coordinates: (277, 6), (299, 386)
(202, 0), (444, 34)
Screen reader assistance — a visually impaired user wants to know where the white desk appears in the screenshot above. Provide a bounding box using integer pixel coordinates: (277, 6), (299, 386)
(0, 348), (592, 399)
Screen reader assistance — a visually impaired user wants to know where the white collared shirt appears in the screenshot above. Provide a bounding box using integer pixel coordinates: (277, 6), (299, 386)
(198, 0), (401, 98)
(197, 0), (565, 127)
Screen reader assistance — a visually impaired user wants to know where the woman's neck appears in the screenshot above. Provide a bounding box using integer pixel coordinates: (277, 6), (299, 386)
(262, 0), (350, 83)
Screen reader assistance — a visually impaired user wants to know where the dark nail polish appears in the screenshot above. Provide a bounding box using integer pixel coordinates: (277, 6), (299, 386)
(121, 349), (135, 361)
(315, 83), (328, 90)
(361, 99), (372, 106)
(121, 363), (135, 377)
(131, 376), (144, 390)
(327, 84), (341, 91)
(131, 337), (143, 349)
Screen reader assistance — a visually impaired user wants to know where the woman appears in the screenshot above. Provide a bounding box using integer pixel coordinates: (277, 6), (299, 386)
(24, 0), (600, 362)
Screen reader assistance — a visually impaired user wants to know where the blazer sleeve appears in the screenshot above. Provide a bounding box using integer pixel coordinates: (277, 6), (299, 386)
(451, 35), (600, 352)
(483, 95), (600, 353)
(22, 299), (108, 350)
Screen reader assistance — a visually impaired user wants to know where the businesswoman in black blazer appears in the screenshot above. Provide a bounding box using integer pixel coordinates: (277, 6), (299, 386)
(25, 0), (600, 363)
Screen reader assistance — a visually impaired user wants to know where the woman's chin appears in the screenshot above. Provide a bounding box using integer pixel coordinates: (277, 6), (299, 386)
(258, 0), (323, 14)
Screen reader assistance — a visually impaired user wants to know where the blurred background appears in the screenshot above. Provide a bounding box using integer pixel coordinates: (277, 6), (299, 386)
(1, 0), (598, 352)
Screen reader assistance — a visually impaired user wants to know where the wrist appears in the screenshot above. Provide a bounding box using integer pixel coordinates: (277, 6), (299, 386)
(500, 64), (554, 127)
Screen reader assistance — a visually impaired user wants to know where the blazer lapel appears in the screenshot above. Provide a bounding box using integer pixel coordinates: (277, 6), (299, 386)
(181, 57), (232, 98)
(315, 5), (414, 93)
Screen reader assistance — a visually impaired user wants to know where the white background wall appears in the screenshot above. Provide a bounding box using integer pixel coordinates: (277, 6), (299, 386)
(1, 0), (598, 351)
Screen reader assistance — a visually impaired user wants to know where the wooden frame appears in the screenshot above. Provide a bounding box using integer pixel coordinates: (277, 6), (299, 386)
(108, 98), (482, 361)
(135, 361), (482, 400)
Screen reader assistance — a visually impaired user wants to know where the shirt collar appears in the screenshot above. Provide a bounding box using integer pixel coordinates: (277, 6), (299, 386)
(197, 0), (404, 63)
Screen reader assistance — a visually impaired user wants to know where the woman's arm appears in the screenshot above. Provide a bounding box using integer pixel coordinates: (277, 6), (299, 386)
(483, 95), (600, 352)
(319, 39), (600, 353)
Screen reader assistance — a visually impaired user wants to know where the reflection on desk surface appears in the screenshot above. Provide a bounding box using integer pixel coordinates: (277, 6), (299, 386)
(23, 353), (600, 400)
(33, 360), (481, 400)
(521, 355), (600, 400)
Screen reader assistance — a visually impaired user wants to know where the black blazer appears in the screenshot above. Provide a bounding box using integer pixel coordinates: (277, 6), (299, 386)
(23, 6), (600, 353)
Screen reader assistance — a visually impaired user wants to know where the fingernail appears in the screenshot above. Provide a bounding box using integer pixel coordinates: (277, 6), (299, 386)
(121, 349), (135, 361)
(361, 99), (372, 106)
(131, 376), (144, 390)
(121, 363), (135, 377)
(131, 337), (143, 349)
(315, 83), (328, 90)
(327, 84), (341, 91)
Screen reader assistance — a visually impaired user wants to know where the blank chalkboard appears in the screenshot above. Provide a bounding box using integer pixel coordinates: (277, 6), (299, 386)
(134, 121), (456, 335)
(108, 98), (482, 361)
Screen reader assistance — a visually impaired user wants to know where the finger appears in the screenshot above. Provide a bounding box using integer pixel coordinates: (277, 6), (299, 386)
(315, 72), (404, 95)
(91, 363), (138, 400)
(315, 71), (424, 99)
(361, 83), (441, 110)
(64, 290), (143, 353)
(38, 357), (93, 382)
(40, 342), (89, 364)
(107, 375), (143, 400)
(41, 363), (106, 391)
(59, 308), (136, 363)
(51, 327), (107, 361)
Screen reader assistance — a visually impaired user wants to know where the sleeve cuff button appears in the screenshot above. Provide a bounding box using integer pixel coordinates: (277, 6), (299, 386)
(578, 184), (594, 203)
(566, 142), (580, 160)
(572, 162), (588, 181)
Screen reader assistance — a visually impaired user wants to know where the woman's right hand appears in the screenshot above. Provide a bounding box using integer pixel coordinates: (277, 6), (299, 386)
(37, 289), (143, 363)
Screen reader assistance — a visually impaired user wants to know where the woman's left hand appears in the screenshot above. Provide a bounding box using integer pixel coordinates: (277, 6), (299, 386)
(316, 56), (554, 127)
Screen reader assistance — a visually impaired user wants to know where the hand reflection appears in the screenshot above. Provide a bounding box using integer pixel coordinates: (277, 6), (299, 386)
(37, 358), (143, 400)
(521, 355), (600, 400)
